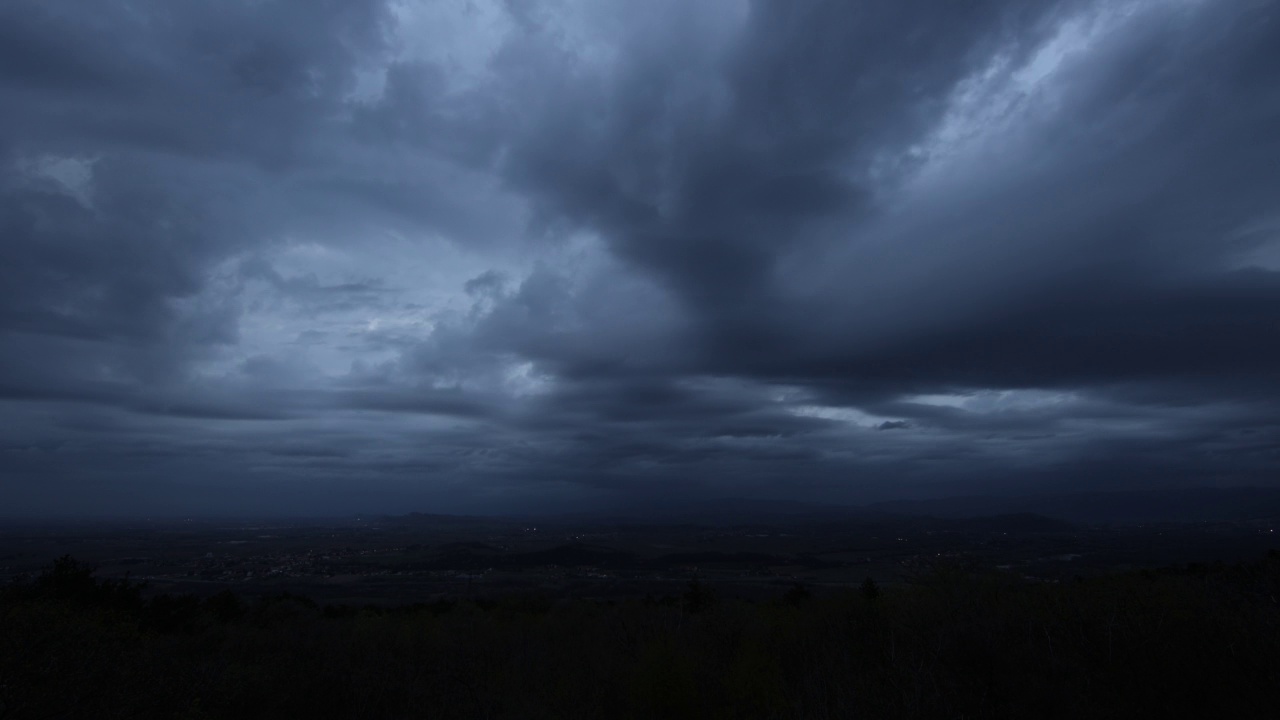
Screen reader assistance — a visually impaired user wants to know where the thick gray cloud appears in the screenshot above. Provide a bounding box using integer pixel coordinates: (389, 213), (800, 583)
(1, 0), (1278, 517)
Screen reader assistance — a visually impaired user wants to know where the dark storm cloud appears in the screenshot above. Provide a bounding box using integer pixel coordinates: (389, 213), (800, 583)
(502, 0), (1280, 386)
(503, 1), (1050, 314)
(2, 0), (1279, 516)
(471, 0), (1280, 500)
(0, 0), (390, 158)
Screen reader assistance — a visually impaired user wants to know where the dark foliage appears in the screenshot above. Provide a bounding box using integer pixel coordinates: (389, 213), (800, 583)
(861, 576), (881, 601)
(2, 553), (1279, 718)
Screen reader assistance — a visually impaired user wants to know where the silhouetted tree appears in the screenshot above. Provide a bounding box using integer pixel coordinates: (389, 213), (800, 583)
(861, 576), (880, 601)
(682, 578), (716, 613)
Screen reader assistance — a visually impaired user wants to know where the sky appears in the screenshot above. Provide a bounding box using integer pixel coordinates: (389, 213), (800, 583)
(1, 0), (1279, 517)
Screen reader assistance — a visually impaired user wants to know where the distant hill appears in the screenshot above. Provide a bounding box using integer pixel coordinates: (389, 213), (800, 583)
(387, 486), (1280, 528)
(949, 513), (1077, 533)
(867, 487), (1280, 524)
(383, 513), (497, 527)
(600, 497), (869, 525)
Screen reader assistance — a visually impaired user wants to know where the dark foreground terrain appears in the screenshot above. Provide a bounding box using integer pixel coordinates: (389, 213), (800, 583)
(1, 551), (1278, 719)
(1, 499), (1279, 719)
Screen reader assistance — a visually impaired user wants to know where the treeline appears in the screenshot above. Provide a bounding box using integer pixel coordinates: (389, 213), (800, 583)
(2, 553), (1279, 719)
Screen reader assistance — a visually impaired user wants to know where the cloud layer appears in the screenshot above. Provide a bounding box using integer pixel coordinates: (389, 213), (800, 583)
(2, 0), (1279, 516)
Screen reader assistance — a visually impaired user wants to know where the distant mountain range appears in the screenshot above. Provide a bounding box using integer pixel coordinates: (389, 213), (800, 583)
(864, 487), (1280, 524)
(581, 487), (1280, 525)
(384, 487), (1280, 527)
